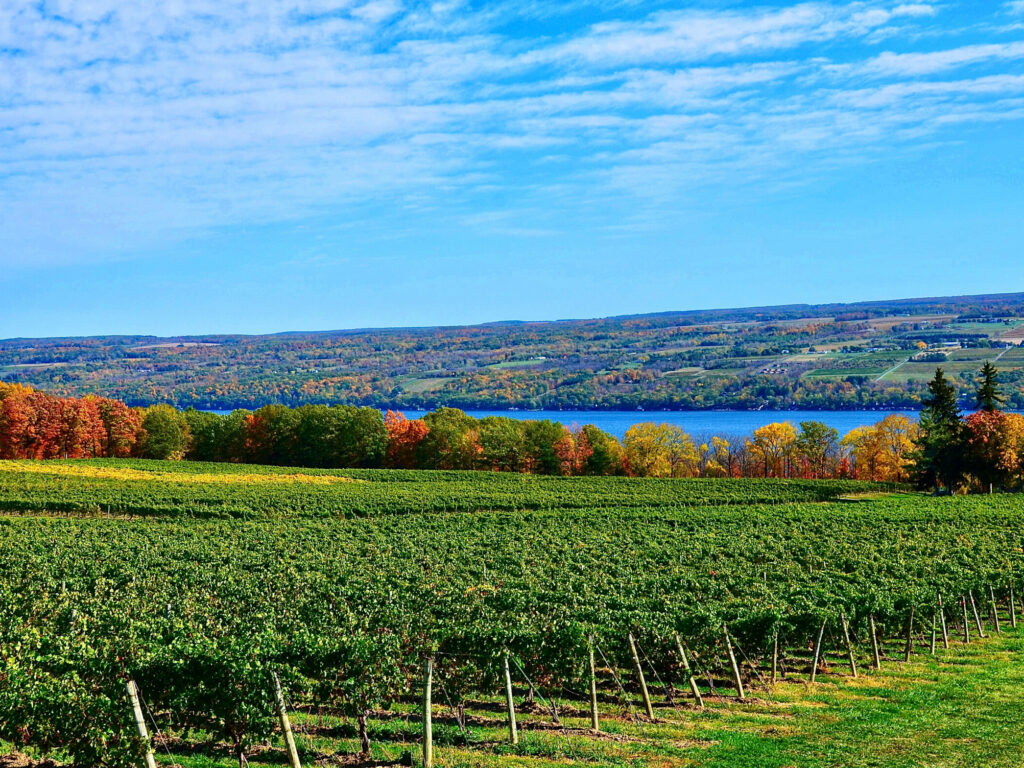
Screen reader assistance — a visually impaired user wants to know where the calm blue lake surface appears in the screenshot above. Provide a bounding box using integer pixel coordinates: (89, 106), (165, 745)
(208, 407), (913, 438)
(399, 409), (916, 439)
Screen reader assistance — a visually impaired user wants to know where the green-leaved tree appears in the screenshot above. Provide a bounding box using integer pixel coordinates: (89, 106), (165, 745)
(795, 421), (840, 478)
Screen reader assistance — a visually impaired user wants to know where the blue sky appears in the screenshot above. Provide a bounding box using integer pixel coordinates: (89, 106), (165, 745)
(2, 0), (1024, 337)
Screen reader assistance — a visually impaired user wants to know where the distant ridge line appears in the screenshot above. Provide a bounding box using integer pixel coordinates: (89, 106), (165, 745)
(2, 290), (1022, 344)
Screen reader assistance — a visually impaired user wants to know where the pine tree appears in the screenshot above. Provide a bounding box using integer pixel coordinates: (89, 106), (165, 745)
(913, 367), (964, 493)
(975, 361), (1005, 413)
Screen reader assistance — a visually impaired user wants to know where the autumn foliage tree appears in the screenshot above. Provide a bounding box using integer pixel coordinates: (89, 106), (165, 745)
(97, 398), (143, 457)
(1, 385), (133, 460)
(384, 410), (430, 469)
(53, 397), (106, 459)
(623, 423), (699, 478)
(963, 365), (1024, 490)
(841, 425), (881, 480)
(0, 384), (35, 458)
(6, 370), (1024, 492)
(748, 422), (797, 478)
(841, 414), (918, 482)
(559, 427), (595, 475)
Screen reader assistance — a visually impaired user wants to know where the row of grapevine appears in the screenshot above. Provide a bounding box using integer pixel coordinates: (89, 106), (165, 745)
(2, 484), (1022, 766)
(0, 459), (884, 518)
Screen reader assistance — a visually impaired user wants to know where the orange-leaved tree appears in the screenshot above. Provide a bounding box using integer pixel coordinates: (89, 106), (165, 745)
(384, 410), (430, 469)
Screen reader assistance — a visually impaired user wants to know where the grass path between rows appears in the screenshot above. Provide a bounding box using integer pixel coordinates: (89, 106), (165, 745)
(694, 630), (1024, 768)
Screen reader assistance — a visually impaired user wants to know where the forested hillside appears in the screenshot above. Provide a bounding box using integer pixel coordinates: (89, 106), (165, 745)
(3, 292), (1024, 410)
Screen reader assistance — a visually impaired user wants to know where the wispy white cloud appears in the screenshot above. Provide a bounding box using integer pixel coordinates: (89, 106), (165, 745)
(0, 0), (1022, 266)
(859, 41), (1024, 75)
(531, 3), (931, 68)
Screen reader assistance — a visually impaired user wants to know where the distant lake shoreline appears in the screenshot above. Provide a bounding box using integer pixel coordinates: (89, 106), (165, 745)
(400, 409), (921, 439)
(204, 407), (931, 439)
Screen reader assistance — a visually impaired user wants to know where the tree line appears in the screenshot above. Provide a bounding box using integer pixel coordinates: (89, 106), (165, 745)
(1, 363), (1021, 488)
(913, 362), (1024, 492)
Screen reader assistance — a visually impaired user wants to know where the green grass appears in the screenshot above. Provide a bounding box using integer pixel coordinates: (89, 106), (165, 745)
(402, 376), (451, 393)
(946, 348), (1002, 361)
(803, 367), (888, 378)
(845, 350), (910, 363)
(486, 358), (548, 370)
(769, 632), (1024, 768)
(946, 321), (1019, 334)
(881, 358), (1024, 382)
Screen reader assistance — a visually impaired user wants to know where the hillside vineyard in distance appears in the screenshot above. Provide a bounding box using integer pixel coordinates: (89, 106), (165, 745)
(2, 291), (1024, 412)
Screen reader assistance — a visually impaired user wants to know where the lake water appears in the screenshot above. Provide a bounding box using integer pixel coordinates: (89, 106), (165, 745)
(207, 407), (911, 438)
(398, 409), (916, 439)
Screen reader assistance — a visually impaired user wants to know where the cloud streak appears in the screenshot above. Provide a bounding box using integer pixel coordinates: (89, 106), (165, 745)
(1, 0), (1022, 266)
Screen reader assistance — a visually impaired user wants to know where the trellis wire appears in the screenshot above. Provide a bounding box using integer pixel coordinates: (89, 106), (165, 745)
(509, 654), (579, 761)
(137, 684), (176, 765)
(635, 638), (686, 721)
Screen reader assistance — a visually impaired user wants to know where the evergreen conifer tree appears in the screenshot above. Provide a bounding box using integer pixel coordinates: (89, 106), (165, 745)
(913, 367), (964, 493)
(975, 361), (1005, 412)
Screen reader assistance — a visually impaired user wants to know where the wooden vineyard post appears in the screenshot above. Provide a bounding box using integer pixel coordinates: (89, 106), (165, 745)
(723, 625), (745, 700)
(673, 633), (704, 708)
(840, 613), (857, 677)
(423, 656), (434, 768)
(1010, 585), (1018, 629)
(810, 619), (826, 683)
(903, 606), (914, 662)
(502, 653), (518, 744)
(272, 673), (302, 768)
(771, 631), (779, 686)
(126, 680), (158, 768)
(869, 614), (881, 670)
(930, 609), (937, 655)
(628, 633), (655, 720)
(989, 586), (1001, 634)
(938, 594), (949, 649)
(969, 592), (986, 638)
(961, 596), (971, 643)
(587, 638), (600, 731)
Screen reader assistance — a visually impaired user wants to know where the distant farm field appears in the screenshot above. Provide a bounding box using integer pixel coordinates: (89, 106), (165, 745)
(802, 367), (887, 378)
(4, 293), (1024, 411)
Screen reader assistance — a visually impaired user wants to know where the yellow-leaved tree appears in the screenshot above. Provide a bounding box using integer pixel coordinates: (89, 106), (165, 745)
(841, 425), (883, 480)
(623, 423), (699, 477)
(874, 414), (919, 482)
(841, 415), (918, 482)
(747, 422), (797, 477)
(702, 435), (733, 477)
(1000, 413), (1024, 487)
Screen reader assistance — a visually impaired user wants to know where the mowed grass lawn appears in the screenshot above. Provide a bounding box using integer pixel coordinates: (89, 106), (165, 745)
(752, 633), (1024, 768)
